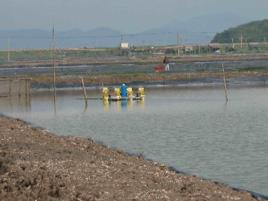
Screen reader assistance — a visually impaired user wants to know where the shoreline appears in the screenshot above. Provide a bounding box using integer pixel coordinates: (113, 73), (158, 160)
(4, 70), (261, 88)
(30, 72), (268, 90)
(0, 115), (267, 200)
(30, 81), (268, 95)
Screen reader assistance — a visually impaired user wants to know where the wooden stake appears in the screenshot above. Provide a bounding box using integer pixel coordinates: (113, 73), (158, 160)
(18, 79), (21, 97)
(24, 79), (27, 97)
(9, 79), (12, 96)
(222, 64), (228, 102)
(80, 77), (88, 107)
(26, 79), (30, 106)
(52, 26), (57, 104)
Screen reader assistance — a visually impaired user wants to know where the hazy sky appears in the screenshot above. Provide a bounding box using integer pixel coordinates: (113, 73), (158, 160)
(1, 0), (268, 33)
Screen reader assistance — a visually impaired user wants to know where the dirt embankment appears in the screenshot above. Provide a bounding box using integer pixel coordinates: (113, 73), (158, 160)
(31, 71), (268, 88)
(2, 53), (268, 68)
(0, 116), (264, 201)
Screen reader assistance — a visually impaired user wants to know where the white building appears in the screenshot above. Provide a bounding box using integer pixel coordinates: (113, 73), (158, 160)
(120, 42), (129, 49)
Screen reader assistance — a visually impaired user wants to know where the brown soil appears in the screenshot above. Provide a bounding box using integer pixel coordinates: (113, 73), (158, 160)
(32, 71), (268, 86)
(2, 53), (268, 68)
(0, 116), (264, 201)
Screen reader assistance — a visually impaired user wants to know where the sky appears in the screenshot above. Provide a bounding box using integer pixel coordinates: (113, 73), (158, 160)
(1, 0), (268, 33)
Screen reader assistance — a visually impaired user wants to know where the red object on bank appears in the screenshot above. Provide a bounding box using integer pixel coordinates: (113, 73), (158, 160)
(154, 65), (165, 73)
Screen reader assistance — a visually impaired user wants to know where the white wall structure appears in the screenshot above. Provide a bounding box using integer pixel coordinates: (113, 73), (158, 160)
(120, 42), (129, 49)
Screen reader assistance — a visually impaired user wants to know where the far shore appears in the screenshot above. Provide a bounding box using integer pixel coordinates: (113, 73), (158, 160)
(1, 53), (268, 68)
(27, 71), (268, 90)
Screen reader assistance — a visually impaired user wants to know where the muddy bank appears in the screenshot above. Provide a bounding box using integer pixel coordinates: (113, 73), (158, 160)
(2, 53), (268, 68)
(0, 116), (265, 201)
(30, 71), (268, 89)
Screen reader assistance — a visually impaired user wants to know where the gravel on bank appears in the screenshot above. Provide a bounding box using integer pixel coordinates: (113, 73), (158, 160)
(0, 116), (264, 201)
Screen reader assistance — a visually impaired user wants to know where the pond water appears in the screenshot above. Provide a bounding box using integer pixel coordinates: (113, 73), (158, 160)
(0, 87), (268, 195)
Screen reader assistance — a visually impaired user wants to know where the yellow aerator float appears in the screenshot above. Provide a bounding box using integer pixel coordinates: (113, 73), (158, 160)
(127, 87), (133, 98)
(102, 87), (109, 101)
(138, 87), (145, 98)
(114, 88), (121, 100)
(102, 84), (145, 102)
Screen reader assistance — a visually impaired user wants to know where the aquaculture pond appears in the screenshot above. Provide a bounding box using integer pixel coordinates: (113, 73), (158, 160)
(0, 86), (268, 196)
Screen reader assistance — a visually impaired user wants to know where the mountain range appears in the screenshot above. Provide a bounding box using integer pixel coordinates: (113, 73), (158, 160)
(0, 13), (250, 49)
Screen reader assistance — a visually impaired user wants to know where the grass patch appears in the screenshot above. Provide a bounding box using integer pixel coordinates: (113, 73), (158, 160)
(238, 67), (268, 72)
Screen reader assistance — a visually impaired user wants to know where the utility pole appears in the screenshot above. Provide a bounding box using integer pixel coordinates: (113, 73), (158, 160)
(7, 38), (10, 62)
(177, 33), (180, 56)
(232, 38), (235, 49)
(240, 33), (243, 49)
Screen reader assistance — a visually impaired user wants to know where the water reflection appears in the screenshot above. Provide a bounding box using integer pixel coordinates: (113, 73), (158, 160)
(0, 96), (31, 113)
(102, 100), (110, 112)
(102, 99), (145, 112)
(0, 92), (145, 114)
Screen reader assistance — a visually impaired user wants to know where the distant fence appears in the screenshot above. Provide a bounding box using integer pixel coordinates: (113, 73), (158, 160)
(0, 78), (31, 97)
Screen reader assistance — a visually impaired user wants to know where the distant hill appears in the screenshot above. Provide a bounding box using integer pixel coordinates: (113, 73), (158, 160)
(129, 12), (249, 45)
(58, 27), (122, 48)
(0, 13), (250, 49)
(0, 28), (122, 49)
(211, 19), (268, 43)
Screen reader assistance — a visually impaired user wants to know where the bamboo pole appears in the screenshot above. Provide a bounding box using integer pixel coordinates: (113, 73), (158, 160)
(28, 79), (32, 107)
(52, 27), (56, 103)
(9, 79), (12, 96)
(25, 79), (30, 108)
(222, 64), (228, 102)
(18, 79), (21, 97)
(80, 77), (88, 107)
(28, 79), (31, 97)
(24, 79), (27, 97)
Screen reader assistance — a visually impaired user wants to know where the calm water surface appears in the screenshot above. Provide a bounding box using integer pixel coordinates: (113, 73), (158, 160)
(1, 87), (268, 195)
